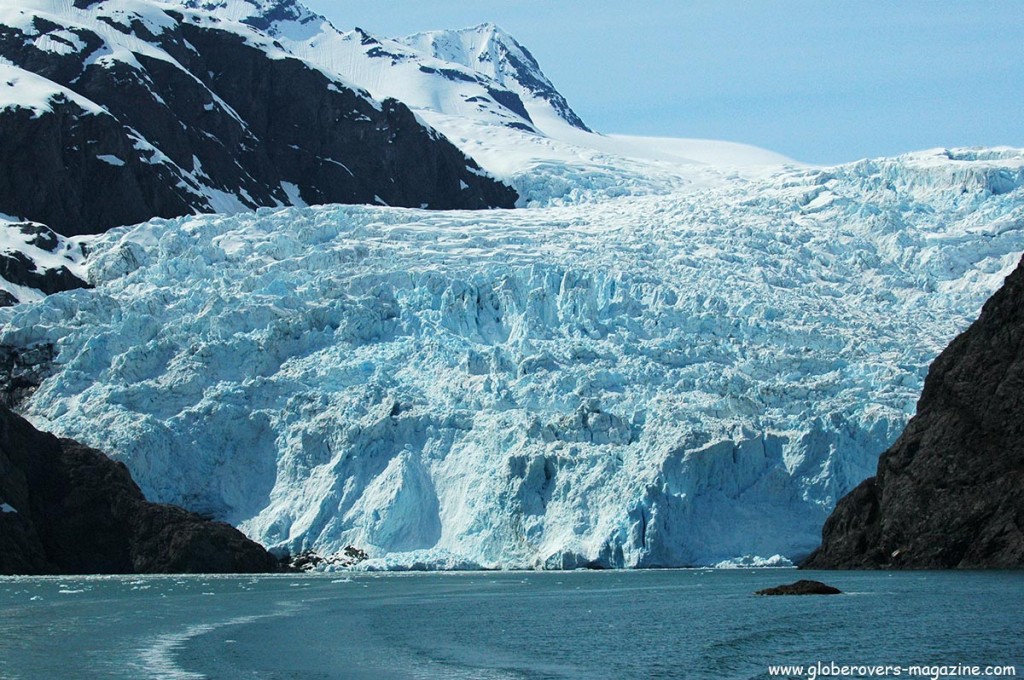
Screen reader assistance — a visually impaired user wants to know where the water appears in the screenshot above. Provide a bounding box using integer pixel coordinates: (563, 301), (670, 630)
(0, 570), (1021, 679)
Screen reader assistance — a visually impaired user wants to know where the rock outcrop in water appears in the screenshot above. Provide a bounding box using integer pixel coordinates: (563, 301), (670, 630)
(755, 580), (841, 596)
(803, 256), (1024, 569)
(0, 405), (278, 575)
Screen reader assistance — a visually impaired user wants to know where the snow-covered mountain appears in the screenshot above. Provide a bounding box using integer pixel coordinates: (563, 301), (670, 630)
(0, 0), (516, 239)
(177, 0), (588, 136)
(172, 0), (789, 180)
(3, 146), (1023, 569)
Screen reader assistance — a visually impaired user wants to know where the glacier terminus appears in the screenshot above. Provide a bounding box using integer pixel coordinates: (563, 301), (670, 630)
(6, 147), (1024, 569)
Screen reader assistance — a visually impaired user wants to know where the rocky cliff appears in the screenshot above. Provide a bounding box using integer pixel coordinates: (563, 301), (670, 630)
(0, 405), (279, 575)
(803, 256), (1024, 569)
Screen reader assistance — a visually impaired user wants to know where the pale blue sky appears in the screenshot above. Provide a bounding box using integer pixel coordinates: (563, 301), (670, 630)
(302, 1), (1024, 164)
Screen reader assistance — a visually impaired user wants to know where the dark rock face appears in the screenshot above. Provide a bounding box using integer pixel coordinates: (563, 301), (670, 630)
(0, 405), (279, 575)
(490, 38), (591, 133)
(0, 96), (197, 238)
(803, 256), (1024, 569)
(0, 6), (517, 236)
(283, 546), (369, 572)
(756, 580), (841, 596)
(0, 344), (56, 409)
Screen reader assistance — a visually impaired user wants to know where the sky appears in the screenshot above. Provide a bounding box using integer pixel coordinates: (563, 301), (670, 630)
(301, 1), (1024, 165)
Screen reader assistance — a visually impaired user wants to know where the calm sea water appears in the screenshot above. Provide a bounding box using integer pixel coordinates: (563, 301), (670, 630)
(0, 570), (1021, 679)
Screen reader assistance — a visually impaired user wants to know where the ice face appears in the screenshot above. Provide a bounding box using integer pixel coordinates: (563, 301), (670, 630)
(3, 146), (1022, 568)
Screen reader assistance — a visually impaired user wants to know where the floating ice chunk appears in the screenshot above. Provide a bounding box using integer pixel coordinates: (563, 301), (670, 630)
(714, 554), (794, 569)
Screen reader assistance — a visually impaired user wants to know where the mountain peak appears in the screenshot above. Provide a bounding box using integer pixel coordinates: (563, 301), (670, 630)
(468, 21), (501, 33)
(398, 23), (590, 132)
(177, 0), (325, 35)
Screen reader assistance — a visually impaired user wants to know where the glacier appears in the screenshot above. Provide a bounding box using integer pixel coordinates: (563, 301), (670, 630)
(3, 145), (1024, 568)
(3, 0), (1024, 569)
